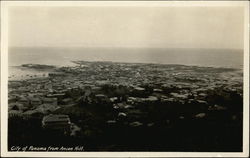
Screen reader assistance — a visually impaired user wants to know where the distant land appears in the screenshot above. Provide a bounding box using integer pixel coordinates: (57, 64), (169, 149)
(21, 64), (56, 70)
(8, 47), (243, 68)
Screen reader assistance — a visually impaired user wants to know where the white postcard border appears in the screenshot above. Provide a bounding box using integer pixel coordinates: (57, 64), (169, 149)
(1, 1), (249, 157)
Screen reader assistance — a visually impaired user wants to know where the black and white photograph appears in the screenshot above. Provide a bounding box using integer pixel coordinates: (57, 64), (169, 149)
(1, 1), (249, 157)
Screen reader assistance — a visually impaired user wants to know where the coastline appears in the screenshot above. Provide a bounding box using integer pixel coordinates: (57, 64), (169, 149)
(8, 61), (242, 81)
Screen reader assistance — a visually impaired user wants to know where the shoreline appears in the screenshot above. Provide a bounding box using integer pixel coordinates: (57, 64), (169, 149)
(8, 61), (242, 81)
(9, 60), (243, 70)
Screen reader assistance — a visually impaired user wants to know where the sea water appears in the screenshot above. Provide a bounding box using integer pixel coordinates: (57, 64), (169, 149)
(8, 47), (243, 80)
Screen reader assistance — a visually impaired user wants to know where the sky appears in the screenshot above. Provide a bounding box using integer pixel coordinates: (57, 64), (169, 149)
(8, 6), (245, 49)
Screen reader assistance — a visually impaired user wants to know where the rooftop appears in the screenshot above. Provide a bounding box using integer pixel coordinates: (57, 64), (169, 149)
(42, 114), (70, 123)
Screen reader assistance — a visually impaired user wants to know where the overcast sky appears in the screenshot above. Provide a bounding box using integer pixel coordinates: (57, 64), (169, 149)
(8, 6), (244, 49)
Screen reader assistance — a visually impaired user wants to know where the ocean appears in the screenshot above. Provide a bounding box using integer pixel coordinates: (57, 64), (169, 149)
(8, 47), (243, 80)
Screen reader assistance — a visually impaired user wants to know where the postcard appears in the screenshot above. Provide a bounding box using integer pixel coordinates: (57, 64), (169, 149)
(1, 1), (249, 157)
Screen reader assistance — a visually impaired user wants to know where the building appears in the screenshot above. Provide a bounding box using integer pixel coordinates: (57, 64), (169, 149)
(42, 114), (71, 133)
(42, 97), (58, 106)
(46, 93), (65, 100)
(30, 98), (42, 106)
(94, 94), (109, 103)
(19, 97), (30, 108)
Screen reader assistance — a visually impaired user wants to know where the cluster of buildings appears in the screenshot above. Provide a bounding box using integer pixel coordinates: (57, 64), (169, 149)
(8, 61), (243, 129)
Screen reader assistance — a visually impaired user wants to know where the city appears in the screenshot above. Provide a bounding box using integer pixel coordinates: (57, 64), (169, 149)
(8, 61), (243, 151)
